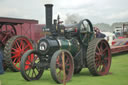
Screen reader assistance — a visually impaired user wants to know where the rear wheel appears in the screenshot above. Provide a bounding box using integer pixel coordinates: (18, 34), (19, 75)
(20, 50), (44, 81)
(87, 38), (111, 76)
(4, 35), (33, 72)
(50, 50), (74, 84)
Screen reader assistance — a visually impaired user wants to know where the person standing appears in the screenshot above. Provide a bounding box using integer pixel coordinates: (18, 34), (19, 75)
(0, 51), (4, 74)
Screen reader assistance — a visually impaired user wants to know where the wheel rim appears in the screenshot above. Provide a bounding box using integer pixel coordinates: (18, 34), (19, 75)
(95, 40), (111, 75)
(11, 37), (33, 70)
(56, 52), (73, 82)
(24, 53), (41, 79)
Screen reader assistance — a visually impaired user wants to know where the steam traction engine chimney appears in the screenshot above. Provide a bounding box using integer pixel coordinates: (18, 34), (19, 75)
(45, 4), (53, 32)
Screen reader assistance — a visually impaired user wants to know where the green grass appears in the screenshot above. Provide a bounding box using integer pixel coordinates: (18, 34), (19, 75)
(0, 52), (128, 85)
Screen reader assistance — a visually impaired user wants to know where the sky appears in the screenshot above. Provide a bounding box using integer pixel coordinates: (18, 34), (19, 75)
(0, 0), (128, 24)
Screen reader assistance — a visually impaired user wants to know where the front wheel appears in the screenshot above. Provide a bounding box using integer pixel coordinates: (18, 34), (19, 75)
(50, 50), (74, 84)
(20, 50), (44, 81)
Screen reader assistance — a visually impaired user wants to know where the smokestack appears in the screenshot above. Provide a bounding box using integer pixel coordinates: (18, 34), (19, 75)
(45, 4), (53, 30)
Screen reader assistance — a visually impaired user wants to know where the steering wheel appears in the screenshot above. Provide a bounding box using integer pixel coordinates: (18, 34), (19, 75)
(78, 19), (93, 45)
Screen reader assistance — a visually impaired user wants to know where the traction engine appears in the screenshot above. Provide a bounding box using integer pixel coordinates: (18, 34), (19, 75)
(20, 4), (112, 84)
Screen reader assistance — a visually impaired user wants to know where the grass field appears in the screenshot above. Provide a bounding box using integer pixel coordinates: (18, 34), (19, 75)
(0, 52), (128, 85)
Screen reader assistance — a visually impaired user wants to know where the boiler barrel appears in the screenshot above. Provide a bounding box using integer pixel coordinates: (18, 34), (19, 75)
(38, 37), (80, 56)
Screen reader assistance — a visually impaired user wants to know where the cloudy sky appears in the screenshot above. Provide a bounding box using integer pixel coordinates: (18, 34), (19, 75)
(0, 0), (128, 24)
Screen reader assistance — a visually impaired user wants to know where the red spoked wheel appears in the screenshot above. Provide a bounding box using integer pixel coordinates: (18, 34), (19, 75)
(87, 38), (111, 76)
(0, 24), (16, 45)
(50, 50), (74, 84)
(20, 50), (44, 81)
(4, 35), (33, 72)
(0, 24), (17, 71)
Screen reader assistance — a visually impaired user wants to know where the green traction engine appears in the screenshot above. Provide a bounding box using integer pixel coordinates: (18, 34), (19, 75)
(20, 4), (112, 84)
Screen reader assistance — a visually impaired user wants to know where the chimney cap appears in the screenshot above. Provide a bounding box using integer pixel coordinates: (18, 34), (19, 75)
(45, 4), (53, 7)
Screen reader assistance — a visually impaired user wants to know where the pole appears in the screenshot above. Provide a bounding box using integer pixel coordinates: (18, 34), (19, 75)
(62, 52), (66, 85)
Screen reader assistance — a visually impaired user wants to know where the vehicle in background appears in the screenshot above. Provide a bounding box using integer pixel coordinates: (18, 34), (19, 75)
(0, 17), (44, 72)
(113, 24), (128, 38)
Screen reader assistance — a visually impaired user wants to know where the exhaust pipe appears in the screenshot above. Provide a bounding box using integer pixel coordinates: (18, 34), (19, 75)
(45, 4), (53, 30)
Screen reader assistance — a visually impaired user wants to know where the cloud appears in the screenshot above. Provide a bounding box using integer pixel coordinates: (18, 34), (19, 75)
(0, 7), (22, 17)
(0, 0), (45, 23)
(0, 0), (128, 24)
(107, 11), (128, 20)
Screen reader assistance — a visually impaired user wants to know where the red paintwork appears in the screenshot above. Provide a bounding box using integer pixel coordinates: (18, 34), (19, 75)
(15, 24), (45, 42)
(0, 17), (45, 43)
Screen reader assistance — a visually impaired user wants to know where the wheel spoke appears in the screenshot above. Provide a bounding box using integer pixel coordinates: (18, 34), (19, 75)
(103, 48), (108, 56)
(65, 57), (69, 64)
(14, 42), (18, 49)
(33, 69), (37, 77)
(32, 70), (34, 78)
(28, 69), (31, 76)
(96, 52), (101, 56)
(96, 46), (102, 55)
(35, 67), (40, 72)
(23, 45), (30, 50)
(15, 57), (20, 65)
(13, 58), (17, 63)
(11, 48), (17, 51)
(11, 52), (17, 54)
(27, 56), (32, 64)
(102, 62), (106, 69)
(11, 55), (18, 59)
(57, 70), (62, 75)
(98, 64), (102, 72)
(95, 56), (99, 61)
(100, 42), (103, 52)
(20, 40), (23, 48)
(15, 40), (21, 49)
(103, 47), (108, 53)
(96, 62), (100, 68)
(22, 41), (25, 51)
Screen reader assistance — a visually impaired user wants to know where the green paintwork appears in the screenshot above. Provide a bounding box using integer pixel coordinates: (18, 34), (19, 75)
(58, 38), (80, 56)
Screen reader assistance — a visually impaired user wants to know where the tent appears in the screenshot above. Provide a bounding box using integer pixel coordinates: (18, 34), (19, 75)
(0, 50), (4, 74)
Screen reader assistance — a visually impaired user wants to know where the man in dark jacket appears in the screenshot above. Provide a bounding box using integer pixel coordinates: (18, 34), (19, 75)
(0, 51), (4, 74)
(94, 27), (106, 38)
(96, 32), (106, 38)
